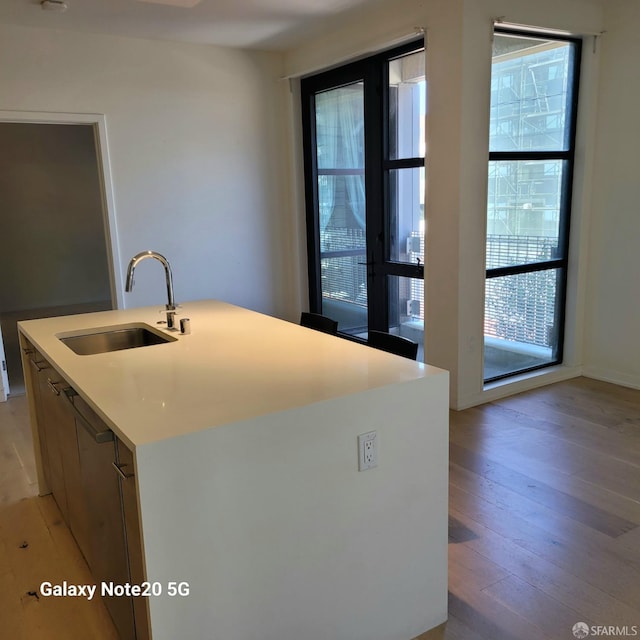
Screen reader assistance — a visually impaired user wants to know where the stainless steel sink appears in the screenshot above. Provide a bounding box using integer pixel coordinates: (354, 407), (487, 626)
(58, 323), (176, 355)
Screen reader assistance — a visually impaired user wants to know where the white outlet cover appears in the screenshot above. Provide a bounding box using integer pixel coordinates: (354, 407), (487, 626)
(358, 431), (378, 471)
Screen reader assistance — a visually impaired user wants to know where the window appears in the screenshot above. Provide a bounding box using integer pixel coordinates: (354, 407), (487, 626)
(301, 40), (426, 356)
(484, 29), (581, 382)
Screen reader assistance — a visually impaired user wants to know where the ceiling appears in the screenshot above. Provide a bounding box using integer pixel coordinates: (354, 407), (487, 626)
(0, 0), (374, 50)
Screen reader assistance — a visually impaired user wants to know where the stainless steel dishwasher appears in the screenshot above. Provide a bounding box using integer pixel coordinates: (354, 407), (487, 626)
(63, 389), (137, 640)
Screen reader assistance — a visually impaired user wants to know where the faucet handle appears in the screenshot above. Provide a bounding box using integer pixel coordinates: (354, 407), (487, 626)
(157, 307), (179, 330)
(166, 309), (177, 329)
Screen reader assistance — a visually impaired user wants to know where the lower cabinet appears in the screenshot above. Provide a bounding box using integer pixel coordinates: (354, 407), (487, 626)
(26, 351), (51, 493)
(35, 354), (71, 523)
(21, 339), (149, 640)
(73, 394), (138, 640)
(115, 438), (151, 640)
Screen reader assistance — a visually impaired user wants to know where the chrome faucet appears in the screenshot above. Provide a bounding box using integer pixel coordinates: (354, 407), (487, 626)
(125, 251), (177, 327)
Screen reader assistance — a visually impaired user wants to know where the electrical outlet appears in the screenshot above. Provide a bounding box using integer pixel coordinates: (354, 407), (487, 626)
(358, 431), (378, 471)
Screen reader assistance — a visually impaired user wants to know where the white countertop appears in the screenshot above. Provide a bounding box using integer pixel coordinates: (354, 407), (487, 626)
(19, 300), (444, 449)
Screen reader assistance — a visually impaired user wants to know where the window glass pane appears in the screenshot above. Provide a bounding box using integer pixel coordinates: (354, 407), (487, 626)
(387, 275), (424, 362)
(484, 269), (560, 380)
(486, 160), (564, 269)
(320, 254), (367, 334)
(490, 35), (574, 152)
(315, 82), (368, 334)
(388, 51), (426, 160)
(389, 167), (425, 263)
(316, 85), (364, 169)
(318, 176), (366, 253)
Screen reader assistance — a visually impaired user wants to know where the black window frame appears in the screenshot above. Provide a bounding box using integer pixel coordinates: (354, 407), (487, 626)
(485, 28), (582, 382)
(301, 38), (425, 338)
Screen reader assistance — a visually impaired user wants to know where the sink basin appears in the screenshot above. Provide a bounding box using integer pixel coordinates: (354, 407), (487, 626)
(58, 323), (177, 355)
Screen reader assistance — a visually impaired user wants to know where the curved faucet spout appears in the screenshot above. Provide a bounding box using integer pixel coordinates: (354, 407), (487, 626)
(125, 250), (176, 310)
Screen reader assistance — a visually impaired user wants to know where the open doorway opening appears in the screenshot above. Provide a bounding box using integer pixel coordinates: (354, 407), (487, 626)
(0, 120), (116, 395)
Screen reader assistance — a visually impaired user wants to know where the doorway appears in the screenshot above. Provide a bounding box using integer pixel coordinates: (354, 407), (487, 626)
(0, 119), (117, 396)
(301, 40), (426, 358)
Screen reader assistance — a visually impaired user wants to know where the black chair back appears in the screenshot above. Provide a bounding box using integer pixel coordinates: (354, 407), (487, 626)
(368, 330), (419, 360)
(300, 312), (339, 335)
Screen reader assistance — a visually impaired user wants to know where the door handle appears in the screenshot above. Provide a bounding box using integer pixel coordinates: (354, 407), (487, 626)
(47, 378), (65, 396)
(358, 252), (376, 275)
(112, 462), (134, 480)
(61, 388), (114, 444)
(30, 359), (49, 373)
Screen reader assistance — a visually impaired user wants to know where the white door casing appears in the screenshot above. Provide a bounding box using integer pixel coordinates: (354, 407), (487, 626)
(0, 110), (123, 310)
(0, 324), (9, 401)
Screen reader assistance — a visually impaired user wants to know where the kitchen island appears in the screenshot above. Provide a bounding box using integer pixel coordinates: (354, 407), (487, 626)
(19, 300), (449, 640)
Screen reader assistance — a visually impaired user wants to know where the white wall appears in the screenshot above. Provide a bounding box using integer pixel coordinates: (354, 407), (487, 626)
(285, 0), (604, 408)
(584, 0), (640, 389)
(0, 23), (294, 319)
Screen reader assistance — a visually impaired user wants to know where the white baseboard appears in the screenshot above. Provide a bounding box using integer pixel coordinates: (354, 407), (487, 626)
(453, 364), (640, 411)
(454, 365), (583, 410)
(582, 366), (640, 390)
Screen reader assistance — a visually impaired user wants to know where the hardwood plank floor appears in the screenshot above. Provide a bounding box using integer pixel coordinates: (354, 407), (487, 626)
(418, 377), (640, 640)
(0, 395), (38, 506)
(2, 377), (640, 639)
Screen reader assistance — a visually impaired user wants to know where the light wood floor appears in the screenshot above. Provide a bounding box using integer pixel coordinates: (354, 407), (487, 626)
(420, 376), (640, 640)
(2, 377), (640, 639)
(0, 395), (119, 640)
